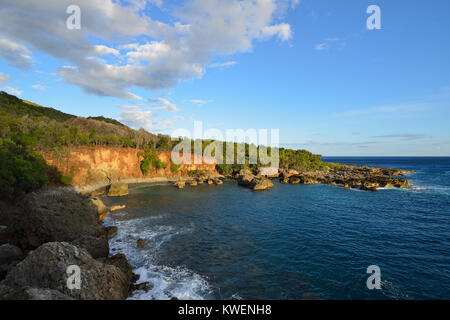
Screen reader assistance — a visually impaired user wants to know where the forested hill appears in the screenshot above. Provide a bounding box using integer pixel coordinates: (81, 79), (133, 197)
(0, 91), (326, 199)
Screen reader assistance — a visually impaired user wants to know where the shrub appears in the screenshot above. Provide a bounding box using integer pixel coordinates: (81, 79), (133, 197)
(139, 151), (167, 175)
(170, 163), (181, 173)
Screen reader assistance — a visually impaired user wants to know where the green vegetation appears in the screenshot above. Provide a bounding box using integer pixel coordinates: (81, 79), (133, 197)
(138, 151), (167, 175)
(87, 116), (126, 127)
(0, 139), (60, 199)
(188, 169), (211, 178)
(170, 163), (181, 173)
(0, 91), (327, 198)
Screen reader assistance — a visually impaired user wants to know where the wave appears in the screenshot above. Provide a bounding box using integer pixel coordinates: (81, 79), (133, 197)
(103, 214), (212, 300)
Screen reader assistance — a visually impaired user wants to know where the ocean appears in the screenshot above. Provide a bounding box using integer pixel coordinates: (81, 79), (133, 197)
(102, 157), (450, 300)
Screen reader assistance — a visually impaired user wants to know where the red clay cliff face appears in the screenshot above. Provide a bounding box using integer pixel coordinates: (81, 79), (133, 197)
(40, 146), (217, 187)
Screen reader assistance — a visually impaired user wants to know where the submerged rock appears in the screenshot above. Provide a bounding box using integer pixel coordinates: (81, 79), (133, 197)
(137, 238), (146, 248)
(110, 205), (126, 212)
(174, 181), (186, 189)
(108, 183), (129, 197)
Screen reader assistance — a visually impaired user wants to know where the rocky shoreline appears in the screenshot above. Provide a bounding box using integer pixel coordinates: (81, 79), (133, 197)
(0, 163), (413, 300)
(174, 164), (413, 192)
(0, 188), (139, 300)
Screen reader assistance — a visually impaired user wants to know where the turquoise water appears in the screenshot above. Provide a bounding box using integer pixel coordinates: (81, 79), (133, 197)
(103, 157), (450, 300)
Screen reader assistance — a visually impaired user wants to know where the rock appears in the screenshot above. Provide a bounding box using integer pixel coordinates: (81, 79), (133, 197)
(258, 167), (279, 178)
(110, 205), (126, 212)
(137, 238), (146, 248)
(214, 179), (223, 185)
(197, 179), (204, 185)
(91, 188), (106, 197)
(97, 253), (132, 285)
(0, 244), (24, 279)
(104, 226), (118, 239)
(174, 181), (186, 189)
(0, 285), (74, 300)
(1, 242), (129, 300)
(207, 179), (214, 185)
(91, 197), (108, 222)
(188, 180), (198, 187)
(71, 235), (109, 259)
(170, 296), (179, 300)
(289, 176), (301, 184)
(238, 168), (253, 176)
(251, 178), (274, 191)
(238, 174), (254, 187)
(0, 190), (105, 251)
(108, 183), (129, 197)
(130, 281), (154, 292)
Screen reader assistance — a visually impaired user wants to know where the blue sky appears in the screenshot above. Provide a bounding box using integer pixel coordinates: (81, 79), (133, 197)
(0, 0), (449, 156)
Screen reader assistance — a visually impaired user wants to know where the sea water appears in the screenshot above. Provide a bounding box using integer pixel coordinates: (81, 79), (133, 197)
(102, 157), (450, 300)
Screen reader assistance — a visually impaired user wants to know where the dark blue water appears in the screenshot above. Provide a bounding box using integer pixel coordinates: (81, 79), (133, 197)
(103, 157), (450, 300)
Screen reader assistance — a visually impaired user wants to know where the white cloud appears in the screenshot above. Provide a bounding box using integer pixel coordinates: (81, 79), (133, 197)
(32, 83), (45, 90)
(175, 115), (185, 120)
(191, 99), (211, 106)
(150, 97), (179, 112)
(0, 0), (293, 99)
(94, 45), (120, 56)
(4, 86), (22, 96)
(118, 105), (157, 131)
(0, 72), (11, 85)
(0, 38), (33, 70)
(209, 61), (237, 68)
(315, 43), (328, 51)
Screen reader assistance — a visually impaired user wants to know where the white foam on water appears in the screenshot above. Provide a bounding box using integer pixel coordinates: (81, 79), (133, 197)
(104, 214), (212, 300)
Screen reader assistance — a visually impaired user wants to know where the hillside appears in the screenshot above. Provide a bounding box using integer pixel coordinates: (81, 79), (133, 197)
(0, 91), (326, 198)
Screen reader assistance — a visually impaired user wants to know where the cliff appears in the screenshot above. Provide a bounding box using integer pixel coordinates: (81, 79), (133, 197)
(40, 146), (217, 192)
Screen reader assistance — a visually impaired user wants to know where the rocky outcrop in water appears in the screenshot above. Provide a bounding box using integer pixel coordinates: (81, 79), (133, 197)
(237, 169), (274, 191)
(281, 164), (412, 191)
(108, 183), (129, 197)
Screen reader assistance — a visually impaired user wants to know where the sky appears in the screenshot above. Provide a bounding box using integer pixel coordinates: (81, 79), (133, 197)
(0, 0), (449, 156)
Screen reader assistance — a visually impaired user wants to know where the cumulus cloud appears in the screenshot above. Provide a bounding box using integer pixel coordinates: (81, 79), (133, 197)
(0, 38), (33, 70)
(0, 0), (293, 99)
(118, 105), (157, 131)
(4, 86), (23, 96)
(94, 45), (120, 56)
(150, 97), (179, 112)
(0, 72), (11, 85)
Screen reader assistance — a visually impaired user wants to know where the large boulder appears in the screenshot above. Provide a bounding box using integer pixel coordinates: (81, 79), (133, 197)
(0, 242), (129, 300)
(0, 285), (73, 300)
(91, 197), (108, 222)
(0, 190), (105, 251)
(97, 254), (132, 285)
(71, 235), (109, 259)
(251, 178), (274, 191)
(0, 244), (25, 279)
(107, 183), (129, 197)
